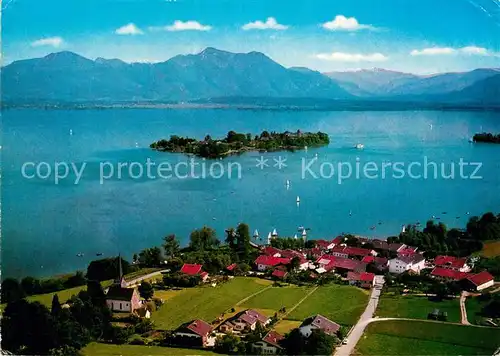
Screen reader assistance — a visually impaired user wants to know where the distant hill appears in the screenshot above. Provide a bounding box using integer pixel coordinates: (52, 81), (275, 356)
(325, 68), (500, 100)
(2, 48), (499, 107)
(2, 48), (352, 102)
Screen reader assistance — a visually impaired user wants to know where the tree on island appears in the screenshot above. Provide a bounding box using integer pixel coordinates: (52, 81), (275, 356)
(163, 234), (180, 259)
(189, 226), (219, 251)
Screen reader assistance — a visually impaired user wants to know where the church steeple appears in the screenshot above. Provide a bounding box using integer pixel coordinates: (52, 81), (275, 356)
(115, 254), (126, 287)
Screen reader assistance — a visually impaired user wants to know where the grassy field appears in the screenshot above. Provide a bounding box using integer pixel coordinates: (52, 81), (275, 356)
(25, 280), (113, 307)
(124, 268), (163, 282)
(286, 284), (369, 325)
(239, 285), (312, 311)
(273, 320), (302, 335)
(82, 342), (219, 356)
(481, 240), (500, 257)
(151, 277), (272, 330)
(355, 320), (500, 355)
(376, 295), (461, 323)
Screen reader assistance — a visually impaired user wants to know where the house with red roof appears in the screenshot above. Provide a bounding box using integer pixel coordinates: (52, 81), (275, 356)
(299, 314), (340, 337)
(262, 246), (282, 257)
(272, 269), (288, 280)
(173, 319), (215, 347)
(434, 256), (471, 272)
(180, 263), (209, 282)
(331, 245), (377, 259)
(251, 331), (284, 355)
(347, 272), (375, 288)
(430, 267), (470, 281)
(317, 255), (367, 274)
(362, 256), (389, 271)
(462, 271), (495, 291)
(220, 309), (271, 334)
(255, 255), (290, 271)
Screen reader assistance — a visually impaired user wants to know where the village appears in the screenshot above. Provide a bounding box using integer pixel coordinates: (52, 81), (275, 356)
(95, 233), (498, 355)
(3, 215), (500, 356)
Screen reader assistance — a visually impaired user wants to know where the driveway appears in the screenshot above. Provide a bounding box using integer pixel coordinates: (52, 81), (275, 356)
(334, 275), (385, 356)
(125, 269), (168, 287)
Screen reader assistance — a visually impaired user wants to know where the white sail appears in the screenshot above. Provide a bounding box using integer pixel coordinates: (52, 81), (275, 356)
(69, 129), (73, 136)
(272, 228), (278, 237)
(254, 229), (259, 237)
(296, 196), (300, 203)
(302, 229), (307, 237)
(267, 232), (272, 244)
(401, 225), (406, 233)
(294, 234), (298, 240)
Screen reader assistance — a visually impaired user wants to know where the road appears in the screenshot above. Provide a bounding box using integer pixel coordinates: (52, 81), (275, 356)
(124, 269), (169, 287)
(334, 275), (385, 356)
(460, 291), (471, 325)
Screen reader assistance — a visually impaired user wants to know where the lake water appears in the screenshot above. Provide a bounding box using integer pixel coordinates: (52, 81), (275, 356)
(2, 108), (500, 278)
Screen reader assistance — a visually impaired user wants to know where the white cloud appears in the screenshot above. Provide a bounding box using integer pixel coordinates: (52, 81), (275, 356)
(316, 52), (388, 62)
(150, 20), (212, 32)
(410, 46), (492, 56)
(460, 46), (489, 55)
(31, 37), (64, 48)
(115, 23), (144, 35)
(322, 15), (374, 31)
(242, 17), (289, 30)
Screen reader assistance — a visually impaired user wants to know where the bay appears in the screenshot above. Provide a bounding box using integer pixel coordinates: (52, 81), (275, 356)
(2, 108), (499, 278)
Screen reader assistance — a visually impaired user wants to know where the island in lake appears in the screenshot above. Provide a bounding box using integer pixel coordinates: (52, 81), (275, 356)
(473, 133), (500, 144)
(150, 130), (330, 158)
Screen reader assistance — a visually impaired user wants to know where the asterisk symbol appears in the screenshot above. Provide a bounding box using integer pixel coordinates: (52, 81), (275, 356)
(273, 156), (287, 169)
(255, 156), (269, 170)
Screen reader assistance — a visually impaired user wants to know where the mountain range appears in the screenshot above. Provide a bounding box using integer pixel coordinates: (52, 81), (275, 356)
(3, 47), (499, 106)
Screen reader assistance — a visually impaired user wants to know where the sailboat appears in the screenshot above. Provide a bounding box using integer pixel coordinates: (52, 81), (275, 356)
(69, 129), (73, 136)
(296, 196), (300, 204)
(253, 229), (259, 240)
(294, 234), (298, 240)
(301, 228), (307, 240)
(401, 225), (406, 233)
(286, 179), (290, 186)
(267, 232), (272, 244)
(272, 228), (278, 237)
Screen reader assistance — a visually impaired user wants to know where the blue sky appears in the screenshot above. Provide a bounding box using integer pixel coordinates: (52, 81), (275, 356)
(2, 0), (500, 73)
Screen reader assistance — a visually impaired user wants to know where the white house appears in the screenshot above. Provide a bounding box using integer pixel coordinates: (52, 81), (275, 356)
(105, 285), (142, 312)
(299, 315), (340, 337)
(389, 254), (426, 274)
(252, 331), (284, 355)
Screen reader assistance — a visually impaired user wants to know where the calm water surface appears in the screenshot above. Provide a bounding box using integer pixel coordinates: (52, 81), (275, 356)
(2, 108), (500, 278)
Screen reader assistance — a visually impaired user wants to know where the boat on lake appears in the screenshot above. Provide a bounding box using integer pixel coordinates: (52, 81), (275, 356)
(355, 143), (364, 149)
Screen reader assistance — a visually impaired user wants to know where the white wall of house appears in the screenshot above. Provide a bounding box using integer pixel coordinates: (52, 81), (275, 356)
(252, 342), (280, 354)
(331, 252), (348, 258)
(389, 259), (409, 274)
(257, 264), (270, 271)
(299, 325), (314, 338)
(477, 280), (494, 291)
(106, 300), (132, 312)
(409, 260), (426, 274)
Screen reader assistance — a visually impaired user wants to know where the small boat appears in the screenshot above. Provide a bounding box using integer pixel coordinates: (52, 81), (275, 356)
(370, 226), (376, 230)
(314, 153), (318, 158)
(432, 215), (436, 219)
(69, 129), (73, 136)
(304, 146), (308, 151)
(436, 217), (441, 220)
(267, 232), (272, 244)
(468, 137), (474, 143)
(401, 225), (406, 233)
(135, 142), (139, 148)
(442, 212), (447, 214)
(297, 226), (305, 231)
(349, 210), (352, 216)
(253, 229), (259, 239)
(456, 216), (461, 219)
(96, 253), (103, 256)
(466, 211), (470, 215)
(76, 253), (84, 257)
(296, 196), (300, 204)
(212, 217), (217, 220)
(272, 228), (278, 237)
(378, 221), (382, 225)
(301, 229), (307, 239)
(286, 179), (290, 186)
(293, 234), (298, 240)
(355, 143), (364, 149)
